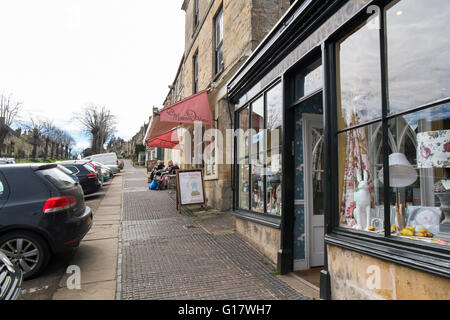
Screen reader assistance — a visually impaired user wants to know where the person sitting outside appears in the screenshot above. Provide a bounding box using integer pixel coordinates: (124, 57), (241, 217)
(149, 160), (165, 182)
(160, 160), (179, 189)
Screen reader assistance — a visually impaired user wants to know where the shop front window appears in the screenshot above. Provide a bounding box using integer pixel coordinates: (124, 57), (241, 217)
(294, 58), (323, 101)
(388, 104), (449, 245)
(337, 16), (382, 131)
(335, 0), (450, 247)
(266, 83), (283, 216)
(237, 107), (250, 210)
(236, 82), (283, 216)
(251, 97), (265, 213)
(338, 123), (384, 232)
(386, 0), (450, 115)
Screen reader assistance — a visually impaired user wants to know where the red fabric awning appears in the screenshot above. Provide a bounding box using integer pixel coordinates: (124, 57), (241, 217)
(146, 129), (180, 150)
(159, 91), (214, 126)
(144, 91), (213, 148)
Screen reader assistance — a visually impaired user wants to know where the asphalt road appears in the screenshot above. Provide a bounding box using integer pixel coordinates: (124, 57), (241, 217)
(20, 180), (112, 300)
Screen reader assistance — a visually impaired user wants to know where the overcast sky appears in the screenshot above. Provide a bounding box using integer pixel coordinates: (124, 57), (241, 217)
(0, 0), (185, 152)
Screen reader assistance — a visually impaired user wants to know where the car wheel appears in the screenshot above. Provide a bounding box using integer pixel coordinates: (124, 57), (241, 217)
(0, 231), (51, 280)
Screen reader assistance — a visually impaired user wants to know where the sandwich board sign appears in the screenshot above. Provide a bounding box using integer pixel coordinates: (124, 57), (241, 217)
(176, 169), (206, 211)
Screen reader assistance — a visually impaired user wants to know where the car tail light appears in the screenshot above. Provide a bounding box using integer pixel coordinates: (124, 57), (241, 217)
(43, 196), (77, 214)
(86, 173), (97, 179)
(90, 162), (97, 171)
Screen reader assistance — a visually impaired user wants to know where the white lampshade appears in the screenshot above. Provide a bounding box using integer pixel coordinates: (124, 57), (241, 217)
(389, 153), (418, 187)
(379, 153), (418, 187)
(417, 130), (450, 169)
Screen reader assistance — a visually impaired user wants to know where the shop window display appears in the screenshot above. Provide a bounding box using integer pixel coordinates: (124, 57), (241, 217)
(236, 83), (283, 216)
(251, 97), (265, 213)
(237, 107), (250, 210)
(336, 0), (450, 246)
(266, 83), (283, 216)
(388, 105), (449, 246)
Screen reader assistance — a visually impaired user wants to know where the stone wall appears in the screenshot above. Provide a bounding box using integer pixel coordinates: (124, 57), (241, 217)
(251, 0), (291, 50)
(328, 245), (450, 300)
(236, 218), (281, 264)
(178, 0), (292, 214)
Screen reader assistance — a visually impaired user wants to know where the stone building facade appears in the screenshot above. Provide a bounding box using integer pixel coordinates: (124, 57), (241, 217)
(162, 0), (292, 212)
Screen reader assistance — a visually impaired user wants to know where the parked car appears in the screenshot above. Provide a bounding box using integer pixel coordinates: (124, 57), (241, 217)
(0, 158), (15, 165)
(84, 161), (103, 188)
(57, 161), (102, 195)
(0, 163), (93, 279)
(104, 166), (114, 179)
(83, 153), (120, 174)
(0, 250), (22, 300)
(57, 164), (79, 183)
(91, 161), (112, 182)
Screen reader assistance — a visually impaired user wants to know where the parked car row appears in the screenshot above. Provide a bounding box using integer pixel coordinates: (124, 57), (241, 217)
(0, 153), (123, 299)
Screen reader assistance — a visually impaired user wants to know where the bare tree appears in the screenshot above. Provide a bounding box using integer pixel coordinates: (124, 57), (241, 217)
(53, 129), (65, 159)
(75, 105), (116, 155)
(61, 131), (74, 158)
(42, 120), (56, 159)
(0, 94), (22, 156)
(25, 118), (44, 159)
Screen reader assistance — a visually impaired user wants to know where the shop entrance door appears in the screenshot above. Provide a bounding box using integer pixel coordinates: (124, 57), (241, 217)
(303, 113), (325, 268)
(292, 91), (324, 272)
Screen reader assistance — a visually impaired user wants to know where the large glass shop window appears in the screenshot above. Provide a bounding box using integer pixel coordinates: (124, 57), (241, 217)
(266, 83), (283, 216)
(386, 0), (450, 246)
(236, 82), (283, 216)
(388, 105), (449, 245)
(386, 0), (450, 115)
(237, 107), (250, 210)
(337, 14), (383, 231)
(337, 0), (450, 247)
(337, 15), (382, 131)
(251, 97), (265, 213)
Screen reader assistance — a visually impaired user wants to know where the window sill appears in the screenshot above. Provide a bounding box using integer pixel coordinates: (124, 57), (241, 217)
(232, 210), (281, 229)
(212, 69), (225, 84)
(325, 229), (450, 279)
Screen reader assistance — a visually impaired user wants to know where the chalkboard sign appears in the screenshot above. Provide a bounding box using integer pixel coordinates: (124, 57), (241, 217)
(176, 169), (206, 210)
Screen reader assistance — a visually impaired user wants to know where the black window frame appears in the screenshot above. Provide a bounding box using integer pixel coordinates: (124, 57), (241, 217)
(214, 6), (224, 76)
(193, 50), (199, 94)
(194, 0), (199, 31)
(233, 79), (284, 227)
(324, 0), (450, 278)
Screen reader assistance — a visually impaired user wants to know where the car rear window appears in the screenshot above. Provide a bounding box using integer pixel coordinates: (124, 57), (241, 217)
(38, 168), (77, 190)
(83, 164), (95, 172)
(65, 166), (79, 174)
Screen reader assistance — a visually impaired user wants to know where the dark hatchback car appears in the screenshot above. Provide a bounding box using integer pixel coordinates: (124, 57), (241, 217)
(0, 164), (93, 279)
(58, 161), (101, 195)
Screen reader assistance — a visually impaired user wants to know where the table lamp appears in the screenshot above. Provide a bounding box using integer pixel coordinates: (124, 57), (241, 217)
(417, 130), (450, 242)
(389, 153), (418, 229)
(378, 153), (417, 229)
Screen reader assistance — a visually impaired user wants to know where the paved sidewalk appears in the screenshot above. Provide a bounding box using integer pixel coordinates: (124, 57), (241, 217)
(118, 161), (309, 300)
(52, 174), (123, 300)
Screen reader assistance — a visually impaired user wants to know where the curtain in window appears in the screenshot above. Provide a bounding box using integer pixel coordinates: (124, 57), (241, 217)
(339, 112), (375, 228)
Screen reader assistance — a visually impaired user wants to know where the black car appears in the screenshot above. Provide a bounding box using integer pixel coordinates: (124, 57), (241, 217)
(57, 161), (102, 195)
(0, 163), (93, 279)
(0, 250), (22, 300)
